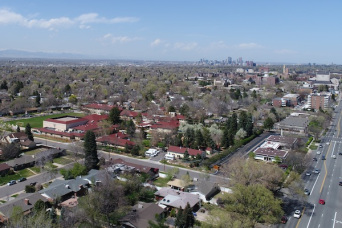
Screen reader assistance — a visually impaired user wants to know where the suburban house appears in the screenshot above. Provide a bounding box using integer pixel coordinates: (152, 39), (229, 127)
(265, 135), (298, 150)
(82, 103), (119, 114)
(120, 109), (139, 121)
(167, 146), (205, 159)
(189, 181), (221, 203)
(155, 188), (201, 211)
(0, 193), (48, 223)
(167, 179), (189, 191)
(6, 155), (35, 171)
(119, 202), (165, 228)
(150, 120), (180, 134)
(0, 163), (10, 176)
(1, 132), (36, 149)
(107, 158), (159, 180)
(96, 133), (135, 149)
(39, 177), (89, 202)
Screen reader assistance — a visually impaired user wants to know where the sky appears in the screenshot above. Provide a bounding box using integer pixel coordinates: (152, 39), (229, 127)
(0, 0), (342, 64)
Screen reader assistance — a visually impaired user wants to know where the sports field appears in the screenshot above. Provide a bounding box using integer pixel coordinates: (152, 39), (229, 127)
(6, 112), (85, 128)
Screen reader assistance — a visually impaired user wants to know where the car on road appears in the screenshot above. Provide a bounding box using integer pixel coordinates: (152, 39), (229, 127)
(18, 177), (26, 182)
(319, 145), (323, 148)
(314, 169), (320, 174)
(339, 152), (342, 155)
(326, 142), (330, 145)
(322, 155), (326, 160)
(29, 182), (37, 186)
(304, 189), (310, 195)
(319, 199), (325, 205)
(281, 216), (288, 224)
(339, 182), (342, 186)
(313, 157), (317, 161)
(7, 180), (16, 186)
(294, 210), (301, 218)
(332, 155), (336, 159)
(305, 172), (311, 176)
(317, 151), (321, 155)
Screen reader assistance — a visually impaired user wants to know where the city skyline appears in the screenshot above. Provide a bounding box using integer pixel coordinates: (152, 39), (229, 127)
(1, 1), (342, 64)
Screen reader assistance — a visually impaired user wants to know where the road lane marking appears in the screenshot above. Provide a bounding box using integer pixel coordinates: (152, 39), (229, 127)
(306, 204), (315, 228)
(295, 206), (305, 228)
(333, 212), (337, 228)
(311, 173), (320, 193)
(320, 141), (332, 193)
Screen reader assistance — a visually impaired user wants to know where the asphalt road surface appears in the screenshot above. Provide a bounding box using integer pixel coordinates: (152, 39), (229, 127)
(283, 101), (342, 228)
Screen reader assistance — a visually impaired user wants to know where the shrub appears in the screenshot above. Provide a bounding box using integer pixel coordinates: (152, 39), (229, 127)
(25, 185), (36, 193)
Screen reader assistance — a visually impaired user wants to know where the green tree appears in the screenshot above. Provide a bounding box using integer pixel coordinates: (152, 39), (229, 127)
(16, 125), (20, 132)
(175, 207), (185, 228)
(126, 119), (136, 137)
(34, 199), (46, 213)
(168, 105), (176, 112)
(224, 184), (283, 224)
(263, 117), (274, 130)
(68, 94), (78, 104)
(109, 107), (121, 124)
(25, 123), (34, 141)
(84, 131), (99, 171)
(179, 104), (189, 117)
(183, 203), (195, 228)
(35, 93), (41, 106)
(49, 206), (57, 224)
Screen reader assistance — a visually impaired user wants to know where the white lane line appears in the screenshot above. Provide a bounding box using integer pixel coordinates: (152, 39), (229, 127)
(318, 223), (320, 228)
(311, 173), (320, 193)
(306, 204), (315, 228)
(331, 141), (336, 158)
(333, 212), (337, 228)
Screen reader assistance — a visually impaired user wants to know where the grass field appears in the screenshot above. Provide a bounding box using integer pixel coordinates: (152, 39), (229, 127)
(53, 157), (73, 165)
(6, 112), (85, 128)
(0, 173), (22, 186)
(153, 177), (170, 187)
(25, 148), (46, 156)
(17, 168), (36, 177)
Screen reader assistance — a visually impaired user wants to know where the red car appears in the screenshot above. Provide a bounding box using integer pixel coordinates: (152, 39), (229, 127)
(319, 199), (325, 205)
(281, 216), (288, 224)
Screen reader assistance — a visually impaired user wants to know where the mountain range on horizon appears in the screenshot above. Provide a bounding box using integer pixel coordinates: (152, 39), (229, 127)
(0, 49), (87, 60)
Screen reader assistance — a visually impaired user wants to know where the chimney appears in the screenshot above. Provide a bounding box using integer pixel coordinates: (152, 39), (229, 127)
(24, 199), (29, 205)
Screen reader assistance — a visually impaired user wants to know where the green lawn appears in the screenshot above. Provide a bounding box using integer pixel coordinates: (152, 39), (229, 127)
(53, 157), (73, 165)
(6, 112), (85, 128)
(11, 194), (19, 198)
(153, 177), (170, 187)
(30, 166), (41, 174)
(25, 148), (46, 156)
(17, 168), (36, 177)
(0, 173), (22, 186)
(309, 145), (318, 150)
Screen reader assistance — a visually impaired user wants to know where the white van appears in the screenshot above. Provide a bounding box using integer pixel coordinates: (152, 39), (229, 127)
(145, 148), (157, 157)
(164, 154), (175, 160)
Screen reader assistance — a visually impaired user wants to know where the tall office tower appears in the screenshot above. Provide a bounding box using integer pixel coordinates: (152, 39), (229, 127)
(238, 57), (243, 65)
(228, 57), (232, 64)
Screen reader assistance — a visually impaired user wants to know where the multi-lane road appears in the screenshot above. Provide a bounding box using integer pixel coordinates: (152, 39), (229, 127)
(284, 102), (342, 228)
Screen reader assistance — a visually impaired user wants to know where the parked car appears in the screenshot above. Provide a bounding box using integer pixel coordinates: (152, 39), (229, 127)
(339, 182), (342, 186)
(29, 182), (37, 186)
(304, 189), (310, 195)
(313, 157), (317, 161)
(305, 172), (311, 176)
(294, 210), (301, 218)
(18, 177), (26, 182)
(7, 180), (16, 186)
(319, 199), (325, 205)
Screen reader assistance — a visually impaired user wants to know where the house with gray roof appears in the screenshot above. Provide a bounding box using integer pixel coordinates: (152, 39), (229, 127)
(0, 193), (48, 223)
(6, 155), (35, 171)
(273, 116), (309, 136)
(189, 181), (220, 202)
(39, 177), (89, 202)
(155, 187), (201, 211)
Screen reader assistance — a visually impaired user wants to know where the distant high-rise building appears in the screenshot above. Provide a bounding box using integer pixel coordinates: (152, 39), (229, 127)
(238, 57), (243, 65)
(228, 57), (232, 64)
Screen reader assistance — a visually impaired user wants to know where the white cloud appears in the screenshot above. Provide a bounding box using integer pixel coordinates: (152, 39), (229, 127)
(102, 34), (140, 43)
(151, 39), (162, 47)
(0, 8), (139, 30)
(275, 49), (297, 54)
(237, 42), (263, 49)
(174, 42), (198, 51)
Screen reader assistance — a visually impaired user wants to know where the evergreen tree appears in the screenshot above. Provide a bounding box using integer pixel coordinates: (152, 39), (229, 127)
(25, 123), (34, 141)
(16, 125), (20, 132)
(221, 127), (230, 148)
(245, 113), (254, 137)
(126, 119), (136, 137)
(183, 203), (195, 228)
(194, 129), (204, 148)
(175, 207), (184, 228)
(231, 113), (238, 134)
(238, 111), (248, 131)
(84, 131), (99, 171)
(109, 107), (121, 124)
(264, 117), (275, 130)
(35, 93), (41, 106)
(49, 206), (57, 224)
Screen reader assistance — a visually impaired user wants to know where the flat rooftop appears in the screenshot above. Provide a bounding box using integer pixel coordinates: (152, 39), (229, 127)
(54, 117), (79, 122)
